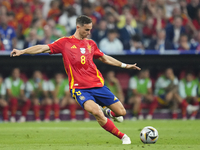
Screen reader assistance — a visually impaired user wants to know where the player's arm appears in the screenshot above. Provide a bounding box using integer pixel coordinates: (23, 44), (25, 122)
(10, 45), (50, 57)
(98, 54), (141, 70)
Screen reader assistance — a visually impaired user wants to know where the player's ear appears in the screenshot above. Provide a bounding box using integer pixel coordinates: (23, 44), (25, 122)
(76, 25), (80, 30)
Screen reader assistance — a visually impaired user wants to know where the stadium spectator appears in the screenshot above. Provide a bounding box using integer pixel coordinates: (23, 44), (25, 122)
(130, 35), (144, 52)
(128, 69), (158, 120)
(5, 68), (31, 122)
(104, 71), (124, 103)
(126, 0), (139, 20)
(0, 74), (8, 122)
(192, 8), (200, 30)
(165, 16), (186, 45)
(187, 0), (200, 20)
(175, 34), (195, 51)
(24, 18), (45, 41)
(46, 18), (67, 41)
(33, 8), (47, 27)
(7, 12), (18, 32)
(196, 71), (200, 101)
(119, 13), (139, 50)
(99, 29), (123, 54)
(105, 10), (119, 30)
(179, 71), (199, 120)
(0, 14), (17, 51)
(26, 70), (51, 122)
(192, 30), (200, 50)
(23, 28), (44, 49)
(82, 3), (101, 27)
(91, 19), (108, 46)
(58, 6), (78, 35)
(148, 29), (174, 51)
(155, 68), (198, 119)
(0, 35), (5, 50)
(142, 17), (157, 45)
(117, 5), (137, 29)
(165, 0), (179, 18)
(30, 0), (44, 14)
(47, 0), (61, 22)
(42, 25), (54, 44)
(49, 72), (90, 121)
(20, 3), (33, 34)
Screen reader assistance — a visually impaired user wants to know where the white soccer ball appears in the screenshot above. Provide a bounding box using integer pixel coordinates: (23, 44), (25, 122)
(140, 126), (159, 144)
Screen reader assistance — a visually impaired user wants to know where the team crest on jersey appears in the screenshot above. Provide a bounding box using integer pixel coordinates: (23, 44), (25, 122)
(80, 48), (86, 54)
(79, 96), (85, 100)
(87, 44), (91, 53)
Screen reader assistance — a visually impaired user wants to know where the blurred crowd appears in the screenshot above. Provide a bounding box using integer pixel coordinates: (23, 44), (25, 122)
(1, 0), (200, 54)
(0, 68), (200, 122)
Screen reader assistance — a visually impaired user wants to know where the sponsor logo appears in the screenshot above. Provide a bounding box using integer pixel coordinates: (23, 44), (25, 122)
(71, 45), (77, 49)
(114, 96), (118, 101)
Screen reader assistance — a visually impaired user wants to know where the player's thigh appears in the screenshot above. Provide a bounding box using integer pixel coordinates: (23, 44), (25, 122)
(107, 101), (126, 116)
(0, 99), (7, 106)
(165, 92), (174, 102)
(84, 100), (104, 117)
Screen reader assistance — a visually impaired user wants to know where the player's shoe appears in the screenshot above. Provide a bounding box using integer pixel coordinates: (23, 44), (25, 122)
(35, 119), (41, 123)
(71, 118), (77, 122)
(18, 116), (26, 123)
(190, 116), (195, 120)
(101, 107), (123, 123)
(146, 114), (153, 120)
(44, 118), (50, 122)
(186, 104), (199, 114)
(121, 134), (131, 144)
(84, 118), (90, 122)
(55, 118), (61, 122)
(10, 116), (16, 123)
(138, 114), (144, 120)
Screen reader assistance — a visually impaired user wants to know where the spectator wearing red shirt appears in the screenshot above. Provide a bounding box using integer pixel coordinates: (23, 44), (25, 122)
(192, 8), (200, 30)
(142, 17), (156, 40)
(7, 12), (18, 31)
(20, 3), (33, 34)
(47, 0), (61, 23)
(176, 34), (195, 51)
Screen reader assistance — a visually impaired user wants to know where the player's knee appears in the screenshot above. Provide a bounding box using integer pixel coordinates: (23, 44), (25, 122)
(120, 108), (126, 116)
(135, 96), (142, 104)
(91, 109), (104, 118)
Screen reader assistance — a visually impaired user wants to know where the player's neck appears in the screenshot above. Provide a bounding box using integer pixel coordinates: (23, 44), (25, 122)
(73, 32), (84, 40)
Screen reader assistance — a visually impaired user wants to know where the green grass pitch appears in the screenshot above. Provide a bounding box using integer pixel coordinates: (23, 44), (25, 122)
(0, 120), (199, 150)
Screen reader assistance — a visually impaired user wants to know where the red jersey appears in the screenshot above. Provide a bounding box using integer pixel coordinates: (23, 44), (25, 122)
(48, 35), (104, 90)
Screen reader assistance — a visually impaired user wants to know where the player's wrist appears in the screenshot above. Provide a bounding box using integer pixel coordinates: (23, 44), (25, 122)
(121, 63), (127, 68)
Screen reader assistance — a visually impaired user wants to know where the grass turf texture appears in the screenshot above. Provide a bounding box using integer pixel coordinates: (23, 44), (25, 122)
(0, 120), (199, 150)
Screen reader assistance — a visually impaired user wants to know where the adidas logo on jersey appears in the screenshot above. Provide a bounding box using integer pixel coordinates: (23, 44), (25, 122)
(71, 45), (77, 49)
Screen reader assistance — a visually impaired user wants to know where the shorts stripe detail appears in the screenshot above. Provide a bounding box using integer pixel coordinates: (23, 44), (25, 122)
(157, 97), (168, 106)
(72, 89), (81, 107)
(69, 64), (74, 89)
(96, 68), (104, 85)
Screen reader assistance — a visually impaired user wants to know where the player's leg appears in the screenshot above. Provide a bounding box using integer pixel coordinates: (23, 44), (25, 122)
(144, 95), (158, 120)
(128, 95), (142, 120)
(19, 99), (31, 122)
(84, 100), (131, 144)
(9, 97), (18, 122)
(32, 98), (41, 122)
(42, 97), (52, 122)
(53, 98), (60, 122)
(190, 97), (199, 120)
(0, 99), (9, 122)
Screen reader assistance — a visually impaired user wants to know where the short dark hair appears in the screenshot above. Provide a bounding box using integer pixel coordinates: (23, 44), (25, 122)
(76, 15), (92, 26)
(108, 29), (117, 34)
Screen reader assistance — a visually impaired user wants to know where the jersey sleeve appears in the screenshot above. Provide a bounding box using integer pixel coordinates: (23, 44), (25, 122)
(48, 37), (66, 54)
(26, 82), (33, 92)
(48, 81), (55, 91)
(0, 83), (6, 96)
(42, 81), (49, 91)
(93, 41), (104, 59)
(4, 78), (11, 89)
(147, 80), (152, 88)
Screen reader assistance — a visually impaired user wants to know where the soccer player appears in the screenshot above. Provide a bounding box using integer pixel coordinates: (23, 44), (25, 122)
(0, 74), (8, 122)
(26, 70), (51, 122)
(10, 15), (140, 144)
(179, 71), (199, 120)
(5, 68), (31, 122)
(155, 68), (198, 119)
(128, 69), (157, 120)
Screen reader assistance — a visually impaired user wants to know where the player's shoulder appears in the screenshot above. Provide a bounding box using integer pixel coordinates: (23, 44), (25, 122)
(86, 38), (97, 44)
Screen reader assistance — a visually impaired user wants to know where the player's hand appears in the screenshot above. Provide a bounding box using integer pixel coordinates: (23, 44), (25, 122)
(126, 63), (141, 70)
(10, 49), (24, 57)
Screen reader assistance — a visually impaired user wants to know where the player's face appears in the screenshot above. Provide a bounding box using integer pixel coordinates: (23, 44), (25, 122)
(78, 23), (92, 39)
(186, 74), (193, 82)
(12, 68), (20, 79)
(33, 71), (42, 80)
(165, 68), (173, 79)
